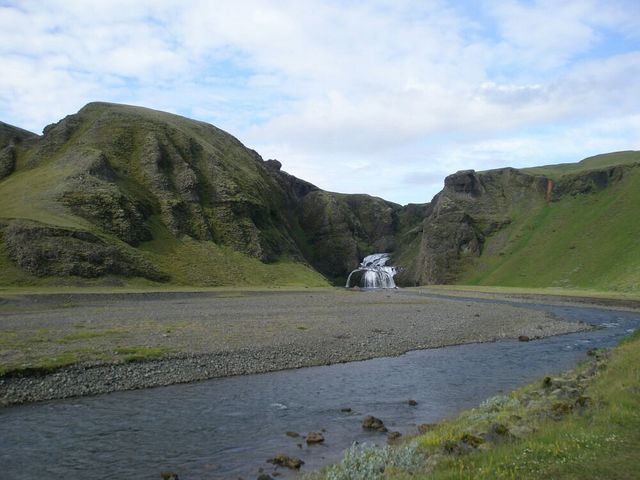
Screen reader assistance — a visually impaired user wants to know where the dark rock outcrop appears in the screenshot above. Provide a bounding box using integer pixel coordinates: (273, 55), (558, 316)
(2, 220), (167, 281)
(266, 454), (304, 469)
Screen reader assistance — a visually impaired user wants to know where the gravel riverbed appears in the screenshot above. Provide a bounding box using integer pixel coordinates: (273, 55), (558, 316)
(0, 289), (591, 406)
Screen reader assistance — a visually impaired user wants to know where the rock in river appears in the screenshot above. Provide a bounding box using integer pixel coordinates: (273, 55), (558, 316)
(266, 454), (304, 470)
(362, 415), (388, 432)
(306, 432), (325, 444)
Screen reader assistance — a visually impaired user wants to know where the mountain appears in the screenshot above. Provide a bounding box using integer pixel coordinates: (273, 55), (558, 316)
(0, 102), (638, 291)
(399, 151), (640, 292)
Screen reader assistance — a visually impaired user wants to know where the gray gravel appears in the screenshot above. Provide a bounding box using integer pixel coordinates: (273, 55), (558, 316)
(0, 288), (590, 407)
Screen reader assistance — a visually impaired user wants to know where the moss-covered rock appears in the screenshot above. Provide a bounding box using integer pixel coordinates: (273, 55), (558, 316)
(2, 220), (167, 281)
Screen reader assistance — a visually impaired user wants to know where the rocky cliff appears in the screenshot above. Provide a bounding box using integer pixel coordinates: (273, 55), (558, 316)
(398, 151), (640, 288)
(0, 103), (415, 286)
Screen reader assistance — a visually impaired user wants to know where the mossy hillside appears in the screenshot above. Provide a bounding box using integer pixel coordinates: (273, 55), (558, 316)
(461, 165), (640, 291)
(0, 103), (336, 286)
(410, 168), (549, 285)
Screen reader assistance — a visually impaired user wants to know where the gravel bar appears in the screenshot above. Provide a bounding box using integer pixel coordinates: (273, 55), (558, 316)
(0, 289), (591, 407)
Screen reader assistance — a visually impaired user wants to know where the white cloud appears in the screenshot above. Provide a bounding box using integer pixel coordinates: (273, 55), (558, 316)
(0, 0), (638, 203)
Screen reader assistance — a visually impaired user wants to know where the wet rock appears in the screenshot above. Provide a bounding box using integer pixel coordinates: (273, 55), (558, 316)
(257, 474), (273, 480)
(306, 432), (324, 444)
(160, 472), (179, 480)
(285, 431), (299, 438)
(340, 407), (352, 412)
(518, 335), (530, 342)
(266, 454), (304, 470)
(362, 415), (387, 432)
(407, 399), (418, 406)
(387, 431), (402, 442)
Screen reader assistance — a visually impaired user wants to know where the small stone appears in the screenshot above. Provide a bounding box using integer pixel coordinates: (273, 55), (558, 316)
(285, 431), (299, 438)
(340, 407), (352, 413)
(407, 399), (418, 406)
(160, 472), (179, 480)
(266, 454), (304, 470)
(306, 432), (324, 444)
(257, 474), (273, 480)
(518, 335), (530, 342)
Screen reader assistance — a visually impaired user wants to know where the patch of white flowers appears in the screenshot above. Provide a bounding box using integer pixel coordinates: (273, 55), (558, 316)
(309, 441), (425, 480)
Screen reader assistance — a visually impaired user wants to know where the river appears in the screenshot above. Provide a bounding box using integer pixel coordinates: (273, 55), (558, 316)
(1, 295), (638, 479)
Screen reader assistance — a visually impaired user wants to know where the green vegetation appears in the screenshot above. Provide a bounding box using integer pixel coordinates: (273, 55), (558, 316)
(310, 331), (640, 480)
(418, 331), (640, 480)
(461, 165), (640, 292)
(0, 323), (174, 375)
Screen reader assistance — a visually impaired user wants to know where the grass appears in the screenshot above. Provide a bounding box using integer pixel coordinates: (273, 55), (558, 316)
(460, 166), (640, 292)
(0, 324), (173, 375)
(138, 218), (329, 288)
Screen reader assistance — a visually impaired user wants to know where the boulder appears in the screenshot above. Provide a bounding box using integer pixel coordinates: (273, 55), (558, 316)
(362, 415), (387, 432)
(305, 432), (324, 444)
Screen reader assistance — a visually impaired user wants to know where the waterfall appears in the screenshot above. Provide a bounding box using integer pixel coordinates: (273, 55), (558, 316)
(345, 253), (398, 289)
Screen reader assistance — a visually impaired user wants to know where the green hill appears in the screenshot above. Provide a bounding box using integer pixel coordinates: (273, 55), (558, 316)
(458, 152), (640, 292)
(0, 102), (409, 288)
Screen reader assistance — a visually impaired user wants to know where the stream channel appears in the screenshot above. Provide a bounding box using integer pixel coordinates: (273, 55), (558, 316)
(1, 294), (639, 480)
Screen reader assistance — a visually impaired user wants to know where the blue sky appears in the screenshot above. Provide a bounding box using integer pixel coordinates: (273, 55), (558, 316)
(1, 0), (639, 204)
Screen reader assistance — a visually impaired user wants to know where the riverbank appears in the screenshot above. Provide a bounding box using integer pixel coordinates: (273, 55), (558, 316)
(309, 330), (640, 480)
(0, 289), (590, 406)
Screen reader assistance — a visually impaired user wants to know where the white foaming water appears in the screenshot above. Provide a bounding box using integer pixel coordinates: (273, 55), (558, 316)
(345, 253), (398, 288)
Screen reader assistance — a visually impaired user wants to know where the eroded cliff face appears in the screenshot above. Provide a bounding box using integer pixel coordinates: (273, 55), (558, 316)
(399, 159), (640, 286)
(407, 168), (548, 284)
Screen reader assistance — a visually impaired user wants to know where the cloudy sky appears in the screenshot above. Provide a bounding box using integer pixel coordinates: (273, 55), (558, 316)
(1, 0), (639, 204)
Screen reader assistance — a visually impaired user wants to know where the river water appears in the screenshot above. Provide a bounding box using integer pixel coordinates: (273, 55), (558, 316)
(1, 296), (638, 480)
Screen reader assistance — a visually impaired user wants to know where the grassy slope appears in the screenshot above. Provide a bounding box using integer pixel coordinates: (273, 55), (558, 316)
(521, 150), (640, 179)
(460, 155), (640, 292)
(413, 331), (640, 480)
(0, 104), (329, 288)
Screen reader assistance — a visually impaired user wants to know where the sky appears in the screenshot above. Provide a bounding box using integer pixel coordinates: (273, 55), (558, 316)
(1, 0), (639, 205)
